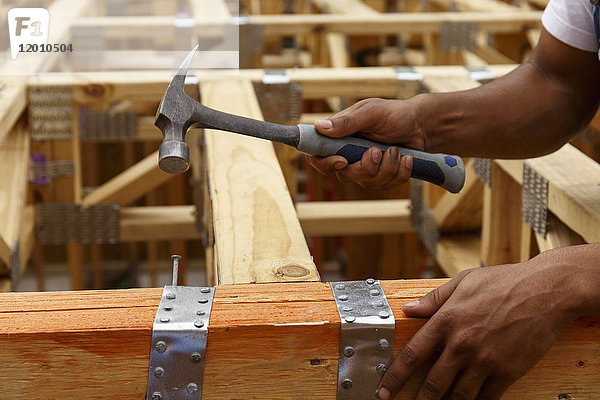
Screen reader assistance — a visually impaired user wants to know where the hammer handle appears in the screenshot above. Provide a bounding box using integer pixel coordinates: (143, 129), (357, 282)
(296, 124), (465, 193)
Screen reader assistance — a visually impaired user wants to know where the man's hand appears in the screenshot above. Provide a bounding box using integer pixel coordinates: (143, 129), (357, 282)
(306, 97), (426, 190)
(376, 246), (600, 400)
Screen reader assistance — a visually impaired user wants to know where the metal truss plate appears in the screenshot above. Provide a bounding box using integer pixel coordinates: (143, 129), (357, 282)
(80, 107), (138, 141)
(253, 73), (302, 123)
(410, 180), (423, 228)
(28, 86), (73, 140)
(473, 158), (492, 186)
(409, 180), (439, 256)
(29, 154), (74, 184)
(440, 22), (479, 51)
(147, 285), (215, 400)
(36, 204), (119, 245)
(522, 163), (548, 237)
(10, 242), (20, 290)
(331, 280), (395, 399)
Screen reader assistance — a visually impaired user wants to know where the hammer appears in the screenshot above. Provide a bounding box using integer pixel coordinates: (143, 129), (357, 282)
(156, 46), (465, 193)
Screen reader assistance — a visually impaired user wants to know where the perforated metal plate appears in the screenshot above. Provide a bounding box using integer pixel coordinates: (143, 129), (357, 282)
(331, 280), (395, 399)
(473, 158), (492, 186)
(522, 163), (548, 237)
(147, 285), (215, 400)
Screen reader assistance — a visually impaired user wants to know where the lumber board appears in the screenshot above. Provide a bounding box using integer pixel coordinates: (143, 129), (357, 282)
(201, 80), (318, 285)
(28, 65), (519, 100)
(436, 235), (481, 277)
(431, 0), (516, 11)
(0, 280), (599, 399)
(70, 12), (541, 38)
(312, 0), (379, 15)
(120, 206), (202, 242)
(296, 200), (414, 236)
(0, 118), (29, 269)
(82, 151), (174, 206)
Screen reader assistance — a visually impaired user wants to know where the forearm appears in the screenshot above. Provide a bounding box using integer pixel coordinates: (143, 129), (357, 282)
(417, 30), (600, 159)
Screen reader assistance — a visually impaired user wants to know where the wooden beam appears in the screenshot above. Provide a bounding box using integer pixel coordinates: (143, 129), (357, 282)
(201, 80), (318, 285)
(0, 118), (29, 269)
(0, 280), (599, 398)
(120, 206), (201, 242)
(296, 200), (414, 236)
(312, 0), (379, 15)
(82, 151), (174, 206)
(71, 12), (541, 38)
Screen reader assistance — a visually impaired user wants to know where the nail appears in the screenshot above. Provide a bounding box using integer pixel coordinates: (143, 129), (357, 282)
(405, 155), (413, 170)
(334, 161), (347, 170)
(316, 119), (333, 129)
(403, 300), (420, 308)
(376, 387), (391, 400)
(390, 147), (400, 162)
(372, 149), (382, 164)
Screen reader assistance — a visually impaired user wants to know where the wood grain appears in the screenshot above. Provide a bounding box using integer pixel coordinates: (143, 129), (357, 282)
(201, 80), (318, 285)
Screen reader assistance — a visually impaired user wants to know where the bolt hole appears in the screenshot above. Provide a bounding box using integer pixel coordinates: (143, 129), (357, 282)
(310, 359), (321, 366)
(558, 394), (572, 400)
(578, 361), (585, 367)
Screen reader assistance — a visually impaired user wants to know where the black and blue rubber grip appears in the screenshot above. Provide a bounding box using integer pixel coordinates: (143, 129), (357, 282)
(296, 124), (465, 193)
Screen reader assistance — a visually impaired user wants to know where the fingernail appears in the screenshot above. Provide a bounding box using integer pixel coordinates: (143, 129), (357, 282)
(372, 149), (382, 164)
(316, 119), (333, 129)
(405, 155), (413, 170)
(376, 387), (390, 400)
(334, 161), (347, 170)
(390, 147), (400, 162)
(403, 300), (420, 308)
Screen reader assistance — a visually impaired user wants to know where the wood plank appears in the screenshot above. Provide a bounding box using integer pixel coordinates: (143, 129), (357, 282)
(0, 280), (599, 399)
(82, 151), (174, 206)
(436, 235), (481, 277)
(312, 0), (379, 15)
(201, 80), (318, 285)
(0, 118), (29, 268)
(296, 200), (414, 236)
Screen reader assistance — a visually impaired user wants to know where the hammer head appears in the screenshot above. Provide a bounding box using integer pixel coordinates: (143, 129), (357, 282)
(155, 45), (199, 174)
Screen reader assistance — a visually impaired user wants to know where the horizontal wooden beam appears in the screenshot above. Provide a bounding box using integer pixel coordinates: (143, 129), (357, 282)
(82, 150), (174, 206)
(120, 206), (201, 242)
(297, 200), (414, 236)
(0, 280), (598, 398)
(71, 12), (541, 37)
(29, 65), (518, 100)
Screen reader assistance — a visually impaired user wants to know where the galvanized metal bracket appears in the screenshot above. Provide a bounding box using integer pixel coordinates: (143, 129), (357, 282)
(29, 154), (74, 184)
(147, 256), (215, 400)
(147, 285), (215, 400)
(440, 22), (479, 51)
(80, 106), (138, 141)
(331, 279), (395, 399)
(10, 241), (20, 290)
(36, 204), (120, 245)
(29, 86), (73, 140)
(473, 158), (492, 187)
(253, 70), (302, 123)
(522, 163), (548, 237)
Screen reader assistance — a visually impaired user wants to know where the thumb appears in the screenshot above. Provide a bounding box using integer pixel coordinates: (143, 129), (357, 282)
(402, 270), (472, 317)
(314, 99), (387, 138)
(314, 115), (357, 138)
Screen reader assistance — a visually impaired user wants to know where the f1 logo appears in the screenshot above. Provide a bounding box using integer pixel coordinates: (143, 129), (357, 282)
(8, 8), (50, 60)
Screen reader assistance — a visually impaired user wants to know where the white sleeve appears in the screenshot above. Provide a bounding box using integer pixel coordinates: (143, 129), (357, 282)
(542, 0), (598, 52)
